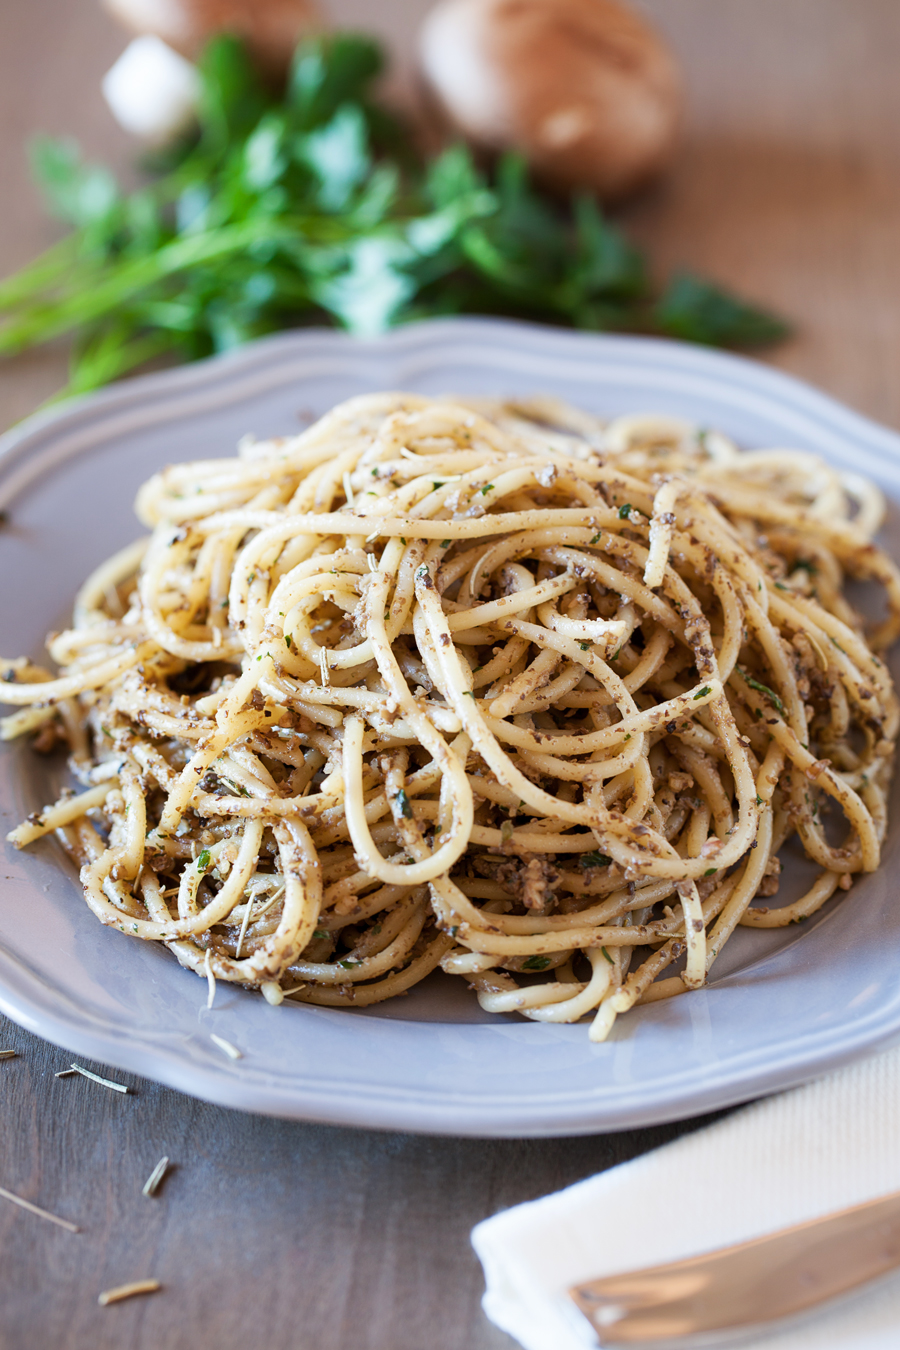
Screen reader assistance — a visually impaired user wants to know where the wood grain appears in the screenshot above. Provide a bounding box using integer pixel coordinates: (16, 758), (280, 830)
(2, 2), (900, 1348)
(0, 1016), (709, 1350)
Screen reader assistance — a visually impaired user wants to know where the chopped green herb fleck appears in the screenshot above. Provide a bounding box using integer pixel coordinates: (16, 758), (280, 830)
(522, 955), (551, 971)
(440, 539), (450, 547)
(590, 532), (602, 544)
(704, 867), (718, 877)
(394, 788), (413, 819)
(338, 960), (359, 970)
(197, 849), (211, 871)
(579, 641), (590, 651)
(481, 483), (494, 496)
(601, 947), (614, 964)
(581, 851), (612, 869)
(313, 929), (329, 939)
(284, 633), (293, 650)
(693, 685), (711, 699)
(737, 667), (785, 716)
(618, 503), (633, 520)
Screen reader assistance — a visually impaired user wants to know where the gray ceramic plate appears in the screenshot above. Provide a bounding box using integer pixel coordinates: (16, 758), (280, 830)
(2, 318), (900, 1137)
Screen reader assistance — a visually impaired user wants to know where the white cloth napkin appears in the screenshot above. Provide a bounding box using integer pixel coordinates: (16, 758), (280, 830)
(472, 1044), (900, 1350)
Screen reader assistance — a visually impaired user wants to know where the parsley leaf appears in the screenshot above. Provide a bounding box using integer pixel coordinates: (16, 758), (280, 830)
(4, 34), (788, 401)
(655, 273), (790, 347)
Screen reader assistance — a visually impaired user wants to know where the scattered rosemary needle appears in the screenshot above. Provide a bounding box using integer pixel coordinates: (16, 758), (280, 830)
(209, 1033), (242, 1060)
(234, 893), (255, 961)
(204, 949), (216, 1010)
(0, 1184), (79, 1233)
(141, 1157), (170, 1198)
(98, 1279), (161, 1307)
(66, 1064), (130, 1094)
(0, 1049), (16, 1060)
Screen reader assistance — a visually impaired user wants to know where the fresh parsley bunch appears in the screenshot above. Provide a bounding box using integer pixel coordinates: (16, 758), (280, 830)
(0, 33), (788, 400)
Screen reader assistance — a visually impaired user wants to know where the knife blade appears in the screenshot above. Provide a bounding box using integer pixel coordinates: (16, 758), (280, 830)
(569, 1188), (900, 1346)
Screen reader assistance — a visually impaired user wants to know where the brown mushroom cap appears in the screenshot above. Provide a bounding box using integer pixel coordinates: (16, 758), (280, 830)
(103, 0), (323, 73)
(421, 0), (683, 200)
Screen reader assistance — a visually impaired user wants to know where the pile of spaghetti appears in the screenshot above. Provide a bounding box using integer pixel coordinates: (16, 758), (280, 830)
(3, 393), (899, 1041)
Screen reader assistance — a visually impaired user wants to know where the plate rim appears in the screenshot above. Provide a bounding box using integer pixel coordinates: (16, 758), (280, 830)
(3, 315), (900, 1137)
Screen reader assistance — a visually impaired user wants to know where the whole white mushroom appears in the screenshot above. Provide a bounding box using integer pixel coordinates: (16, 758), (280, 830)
(418, 0), (683, 199)
(102, 35), (201, 143)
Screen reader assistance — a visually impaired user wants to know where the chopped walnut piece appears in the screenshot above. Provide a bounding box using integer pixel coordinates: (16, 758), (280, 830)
(757, 855), (781, 898)
(32, 719), (66, 754)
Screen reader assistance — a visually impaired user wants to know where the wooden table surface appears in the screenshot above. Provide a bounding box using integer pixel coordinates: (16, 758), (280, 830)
(2, 2), (899, 1347)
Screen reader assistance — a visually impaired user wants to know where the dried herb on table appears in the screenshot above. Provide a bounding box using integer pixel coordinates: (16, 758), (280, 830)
(0, 33), (788, 402)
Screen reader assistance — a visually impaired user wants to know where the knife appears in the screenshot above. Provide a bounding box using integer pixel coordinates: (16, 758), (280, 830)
(569, 1188), (900, 1347)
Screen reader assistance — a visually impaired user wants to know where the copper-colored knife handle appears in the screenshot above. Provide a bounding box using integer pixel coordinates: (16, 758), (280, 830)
(569, 1188), (900, 1345)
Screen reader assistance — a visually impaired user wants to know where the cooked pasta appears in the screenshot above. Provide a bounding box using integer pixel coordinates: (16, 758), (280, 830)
(3, 392), (898, 1041)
